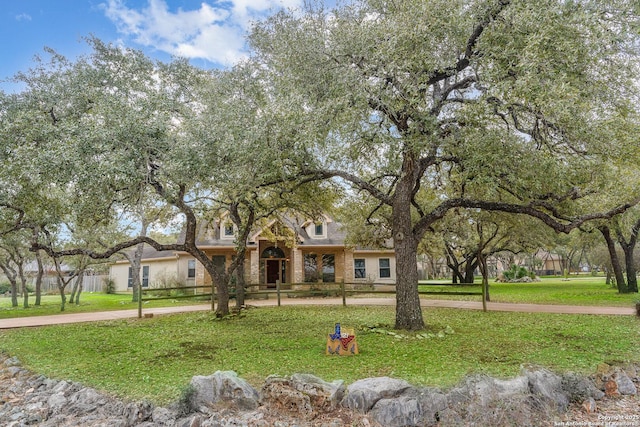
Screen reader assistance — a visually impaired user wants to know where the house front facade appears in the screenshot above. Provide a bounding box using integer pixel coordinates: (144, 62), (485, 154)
(109, 215), (396, 292)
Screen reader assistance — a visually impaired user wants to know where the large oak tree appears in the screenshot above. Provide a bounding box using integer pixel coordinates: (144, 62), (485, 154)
(250, 0), (640, 329)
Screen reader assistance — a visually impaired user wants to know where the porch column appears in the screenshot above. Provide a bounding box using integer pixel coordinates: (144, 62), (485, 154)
(250, 249), (260, 284)
(292, 248), (303, 283)
(342, 248), (355, 282)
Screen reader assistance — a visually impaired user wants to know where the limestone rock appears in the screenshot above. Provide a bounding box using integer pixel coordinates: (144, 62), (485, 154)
(290, 373), (345, 410)
(447, 375), (529, 407)
(561, 372), (605, 402)
(369, 388), (447, 427)
(261, 376), (314, 419)
(190, 371), (260, 410)
(612, 370), (637, 395)
(341, 377), (412, 412)
(522, 366), (570, 412)
(152, 406), (178, 426)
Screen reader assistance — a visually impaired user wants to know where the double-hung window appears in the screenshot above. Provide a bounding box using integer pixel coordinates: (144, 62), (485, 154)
(379, 258), (391, 278)
(354, 259), (366, 279)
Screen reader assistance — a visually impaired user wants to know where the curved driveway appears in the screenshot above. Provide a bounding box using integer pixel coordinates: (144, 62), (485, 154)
(0, 297), (635, 329)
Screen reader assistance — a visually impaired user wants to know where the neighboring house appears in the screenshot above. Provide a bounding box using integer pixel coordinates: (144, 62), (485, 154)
(109, 215), (397, 293)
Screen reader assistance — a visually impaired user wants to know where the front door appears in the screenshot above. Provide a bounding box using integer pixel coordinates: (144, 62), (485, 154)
(266, 259), (280, 286)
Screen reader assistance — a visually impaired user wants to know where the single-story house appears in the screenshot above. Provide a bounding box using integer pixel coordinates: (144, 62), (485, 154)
(109, 215), (396, 292)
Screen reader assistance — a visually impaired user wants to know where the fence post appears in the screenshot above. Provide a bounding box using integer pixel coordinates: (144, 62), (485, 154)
(341, 280), (346, 307)
(138, 285), (142, 319)
(211, 284), (215, 312)
(276, 280), (281, 307)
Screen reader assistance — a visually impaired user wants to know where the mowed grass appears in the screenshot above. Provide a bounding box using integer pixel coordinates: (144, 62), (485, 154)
(0, 305), (638, 405)
(0, 276), (636, 320)
(0, 293), (208, 319)
(419, 276), (639, 307)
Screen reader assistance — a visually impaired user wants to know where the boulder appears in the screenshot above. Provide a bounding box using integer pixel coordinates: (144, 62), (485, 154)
(522, 366), (570, 411)
(190, 371), (260, 410)
(561, 372), (605, 402)
(447, 375), (529, 407)
(290, 373), (345, 410)
(260, 376), (314, 419)
(612, 370), (637, 395)
(151, 406), (178, 426)
(369, 388), (447, 427)
(341, 377), (412, 412)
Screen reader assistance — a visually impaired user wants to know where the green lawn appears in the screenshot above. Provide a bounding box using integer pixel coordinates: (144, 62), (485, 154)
(419, 276), (639, 307)
(0, 293), (208, 319)
(1, 276), (636, 320)
(1, 305), (638, 405)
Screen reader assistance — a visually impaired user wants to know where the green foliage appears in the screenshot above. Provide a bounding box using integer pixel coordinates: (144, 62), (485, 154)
(0, 283), (10, 294)
(173, 383), (197, 416)
(102, 278), (116, 295)
(148, 272), (188, 297)
(502, 264), (531, 281)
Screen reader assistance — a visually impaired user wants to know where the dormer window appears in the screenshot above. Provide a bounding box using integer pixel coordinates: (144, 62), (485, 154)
(307, 219), (327, 239)
(222, 222), (235, 239)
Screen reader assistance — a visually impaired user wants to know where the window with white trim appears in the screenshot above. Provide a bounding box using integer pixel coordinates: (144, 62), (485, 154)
(142, 266), (149, 287)
(222, 222), (234, 238)
(354, 259), (366, 279)
(379, 258), (391, 278)
(187, 259), (196, 279)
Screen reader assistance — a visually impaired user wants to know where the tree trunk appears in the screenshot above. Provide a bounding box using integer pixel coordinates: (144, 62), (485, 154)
(622, 246), (638, 293)
(392, 161), (425, 331)
(478, 252), (489, 311)
(235, 258), (246, 309)
(214, 270), (230, 317)
(57, 276), (67, 312)
(617, 219), (640, 293)
(445, 245), (466, 284)
(0, 263), (19, 307)
(10, 278), (18, 308)
(129, 242), (145, 303)
(18, 263), (28, 308)
(463, 257), (477, 284)
(21, 278), (29, 308)
(69, 277), (79, 303)
(35, 251), (44, 306)
(600, 226), (627, 293)
(73, 269), (85, 304)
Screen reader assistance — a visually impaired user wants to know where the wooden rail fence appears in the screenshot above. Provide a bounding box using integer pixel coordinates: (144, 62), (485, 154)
(138, 281), (484, 318)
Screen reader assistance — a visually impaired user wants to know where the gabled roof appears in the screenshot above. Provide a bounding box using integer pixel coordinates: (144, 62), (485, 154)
(112, 246), (180, 264)
(179, 214), (349, 248)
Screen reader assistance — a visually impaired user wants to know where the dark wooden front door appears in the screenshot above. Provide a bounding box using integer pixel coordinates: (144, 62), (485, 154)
(266, 260), (280, 285)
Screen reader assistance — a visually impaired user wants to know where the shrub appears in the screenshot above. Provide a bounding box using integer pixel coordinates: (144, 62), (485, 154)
(149, 271), (188, 297)
(102, 278), (116, 294)
(502, 265), (535, 282)
(0, 282), (11, 294)
(172, 384), (197, 416)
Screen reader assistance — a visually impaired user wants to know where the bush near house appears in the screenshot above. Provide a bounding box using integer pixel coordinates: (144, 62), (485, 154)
(0, 283), (10, 294)
(500, 265), (537, 282)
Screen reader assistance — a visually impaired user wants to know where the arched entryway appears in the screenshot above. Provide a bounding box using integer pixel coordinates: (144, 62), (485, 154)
(261, 246), (287, 288)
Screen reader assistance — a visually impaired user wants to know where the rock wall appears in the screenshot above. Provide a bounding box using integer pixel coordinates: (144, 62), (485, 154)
(0, 354), (638, 426)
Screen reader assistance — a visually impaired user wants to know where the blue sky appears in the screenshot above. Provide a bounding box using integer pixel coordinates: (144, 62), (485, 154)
(0, 0), (303, 92)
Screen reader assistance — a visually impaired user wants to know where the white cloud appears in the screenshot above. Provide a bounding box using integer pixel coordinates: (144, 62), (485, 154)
(15, 13), (32, 22)
(101, 0), (302, 67)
